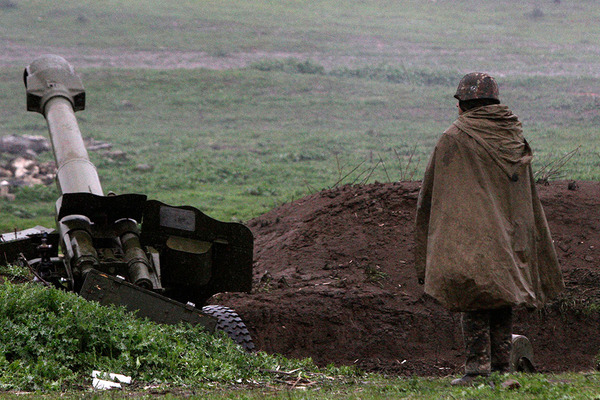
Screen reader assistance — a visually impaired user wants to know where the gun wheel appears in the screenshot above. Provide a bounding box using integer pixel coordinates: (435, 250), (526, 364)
(202, 305), (255, 352)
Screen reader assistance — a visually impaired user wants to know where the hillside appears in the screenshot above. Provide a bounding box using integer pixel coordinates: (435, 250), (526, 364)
(214, 180), (600, 376)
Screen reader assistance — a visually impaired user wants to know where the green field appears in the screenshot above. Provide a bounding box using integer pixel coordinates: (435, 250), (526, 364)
(0, 68), (598, 231)
(0, 0), (599, 397)
(0, 0), (599, 231)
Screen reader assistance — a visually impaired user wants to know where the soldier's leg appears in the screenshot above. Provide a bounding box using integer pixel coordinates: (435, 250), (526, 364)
(490, 306), (513, 373)
(461, 310), (491, 376)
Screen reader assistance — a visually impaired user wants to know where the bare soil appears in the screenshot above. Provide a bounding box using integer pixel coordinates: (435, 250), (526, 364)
(212, 180), (600, 376)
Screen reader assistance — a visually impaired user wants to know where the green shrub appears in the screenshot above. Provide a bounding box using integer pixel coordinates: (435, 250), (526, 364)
(0, 283), (323, 391)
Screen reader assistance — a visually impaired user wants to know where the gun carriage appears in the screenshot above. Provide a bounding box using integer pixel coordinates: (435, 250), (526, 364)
(0, 55), (254, 350)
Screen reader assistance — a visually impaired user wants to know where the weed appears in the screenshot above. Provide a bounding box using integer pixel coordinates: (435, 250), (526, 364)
(330, 157), (367, 188)
(526, 7), (545, 19)
(395, 146), (421, 182)
(330, 65), (457, 86)
(0, 263), (31, 282)
(585, 303), (600, 315)
(363, 264), (388, 285)
(209, 49), (230, 58)
(0, 0), (16, 9)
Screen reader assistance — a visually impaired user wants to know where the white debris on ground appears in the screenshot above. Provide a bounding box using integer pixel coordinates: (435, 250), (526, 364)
(0, 135), (56, 192)
(91, 370), (132, 390)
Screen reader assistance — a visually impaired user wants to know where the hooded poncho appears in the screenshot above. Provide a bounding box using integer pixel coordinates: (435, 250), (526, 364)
(414, 104), (564, 312)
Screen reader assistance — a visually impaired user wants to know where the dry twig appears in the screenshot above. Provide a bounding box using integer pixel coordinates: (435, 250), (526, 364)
(394, 145), (421, 181)
(534, 147), (580, 184)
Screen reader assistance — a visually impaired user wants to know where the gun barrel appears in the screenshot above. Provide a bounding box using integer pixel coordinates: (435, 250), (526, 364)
(24, 54), (102, 195)
(45, 97), (103, 195)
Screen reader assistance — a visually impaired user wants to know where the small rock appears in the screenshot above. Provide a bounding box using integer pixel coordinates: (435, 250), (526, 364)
(0, 167), (13, 178)
(0, 134), (50, 156)
(0, 181), (15, 201)
(121, 100), (135, 110)
(501, 379), (521, 390)
(10, 157), (36, 178)
(85, 138), (113, 151)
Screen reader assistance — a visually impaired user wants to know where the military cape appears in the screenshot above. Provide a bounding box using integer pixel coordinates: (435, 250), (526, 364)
(414, 104), (564, 312)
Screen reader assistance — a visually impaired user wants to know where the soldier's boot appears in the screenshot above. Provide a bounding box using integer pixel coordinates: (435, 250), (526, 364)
(490, 307), (513, 373)
(453, 310), (492, 386)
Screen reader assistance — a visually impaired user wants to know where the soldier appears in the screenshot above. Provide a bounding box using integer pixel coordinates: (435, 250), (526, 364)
(414, 73), (564, 385)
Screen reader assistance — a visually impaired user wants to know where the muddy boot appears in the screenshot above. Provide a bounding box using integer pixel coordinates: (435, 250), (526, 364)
(462, 310), (492, 376)
(490, 307), (513, 373)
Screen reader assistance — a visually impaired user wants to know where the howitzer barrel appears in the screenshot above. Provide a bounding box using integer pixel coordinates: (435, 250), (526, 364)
(45, 97), (102, 195)
(24, 55), (103, 195)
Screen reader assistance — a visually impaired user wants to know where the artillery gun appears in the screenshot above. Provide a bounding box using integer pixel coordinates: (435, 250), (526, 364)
(0, 55), (254, 350)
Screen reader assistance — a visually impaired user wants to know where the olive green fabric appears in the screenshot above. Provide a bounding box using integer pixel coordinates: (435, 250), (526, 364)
(415, 104), (564, 312)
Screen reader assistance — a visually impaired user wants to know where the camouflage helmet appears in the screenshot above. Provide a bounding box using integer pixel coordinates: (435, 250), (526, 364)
(454, 72), (499, 102)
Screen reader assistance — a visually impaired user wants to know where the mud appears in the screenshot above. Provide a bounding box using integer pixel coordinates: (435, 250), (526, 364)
(212, 180), (600, 376)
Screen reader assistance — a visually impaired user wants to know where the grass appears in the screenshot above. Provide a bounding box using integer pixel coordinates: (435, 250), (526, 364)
(0, 65), (598, 232)
(195, 373), (600, 399)
(0, 270), (599, 398)
(0, 0), (599, 73)
(0, 279), (342, 392)
(0, 0), (597, 233)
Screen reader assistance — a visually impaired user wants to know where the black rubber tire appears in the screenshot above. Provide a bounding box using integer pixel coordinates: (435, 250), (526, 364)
(202, 305), (255, 352)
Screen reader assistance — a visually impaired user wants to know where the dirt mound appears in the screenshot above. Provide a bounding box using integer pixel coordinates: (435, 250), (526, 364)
(212, 181), (600, 376)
